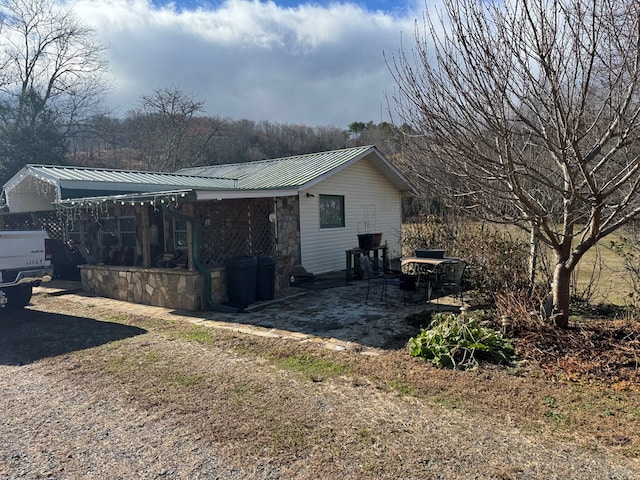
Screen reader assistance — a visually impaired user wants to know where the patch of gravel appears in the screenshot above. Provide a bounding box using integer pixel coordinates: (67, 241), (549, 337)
(0, 363), (264, 480)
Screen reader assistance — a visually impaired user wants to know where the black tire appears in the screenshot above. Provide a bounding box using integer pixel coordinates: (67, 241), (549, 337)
(3, 285), (33, 309)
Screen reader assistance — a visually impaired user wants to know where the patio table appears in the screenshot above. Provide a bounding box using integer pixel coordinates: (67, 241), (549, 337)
(401, 256), (459, 302)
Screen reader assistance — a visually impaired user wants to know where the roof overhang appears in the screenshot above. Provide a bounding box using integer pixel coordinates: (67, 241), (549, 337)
(54, 187), (300, 210)
(195, 188), (299, 200)
(2, 166), (60, 193)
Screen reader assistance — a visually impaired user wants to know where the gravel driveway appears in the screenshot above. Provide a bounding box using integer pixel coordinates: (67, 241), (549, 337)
(0, 363), (239, 479)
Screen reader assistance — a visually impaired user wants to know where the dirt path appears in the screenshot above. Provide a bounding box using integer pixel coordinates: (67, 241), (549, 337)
(1, 291), (639, 479)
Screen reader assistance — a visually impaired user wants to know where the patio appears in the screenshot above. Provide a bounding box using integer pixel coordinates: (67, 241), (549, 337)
(35, 275), (468, 351)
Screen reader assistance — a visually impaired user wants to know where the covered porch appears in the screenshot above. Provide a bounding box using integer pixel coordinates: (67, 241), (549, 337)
(55, 189), (301, 311)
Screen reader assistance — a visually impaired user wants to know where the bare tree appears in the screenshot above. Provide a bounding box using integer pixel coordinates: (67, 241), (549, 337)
(388, 0), (640, 328)
(0, 0), (109, 183)
(128, 87), (223, 171)
(0, 0), (109, 133)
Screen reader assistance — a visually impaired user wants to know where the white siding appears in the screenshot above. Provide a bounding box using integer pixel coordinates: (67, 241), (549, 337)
(299, 155), (402, 274)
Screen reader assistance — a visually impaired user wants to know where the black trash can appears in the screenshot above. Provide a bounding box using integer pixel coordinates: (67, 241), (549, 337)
(226, 255), (258, 308)
(256, 256), (276, 301)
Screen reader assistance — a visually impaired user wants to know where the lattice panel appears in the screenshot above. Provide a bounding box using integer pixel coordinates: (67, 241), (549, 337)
(0, 211), (64, 240)
(37, 212), (65, 240)
(198, 198), (276, 266)
(1, 213), (34, 231)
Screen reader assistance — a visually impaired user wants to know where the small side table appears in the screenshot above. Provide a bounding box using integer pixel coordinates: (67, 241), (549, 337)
(345, 245), (388, 281)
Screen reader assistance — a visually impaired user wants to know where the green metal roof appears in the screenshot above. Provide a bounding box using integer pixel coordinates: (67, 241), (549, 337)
(4, 146), (416, 206)
(4, 164), (237, 194)
(177, 145), (399, 190)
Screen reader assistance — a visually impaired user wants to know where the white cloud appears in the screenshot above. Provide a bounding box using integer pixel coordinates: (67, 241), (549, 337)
(69, 0), (420, 127)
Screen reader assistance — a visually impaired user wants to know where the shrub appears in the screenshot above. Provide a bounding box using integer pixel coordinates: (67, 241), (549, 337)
(408, 312), (516, 370)
(494, 287), (548, 332)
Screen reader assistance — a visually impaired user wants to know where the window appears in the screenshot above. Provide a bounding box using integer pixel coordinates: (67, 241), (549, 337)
(319, 194), (345, 228)
(100, 218), (119, 247)
(174, 218), (188, 249)
(120, 217), (137, 247)
(98, 217), (137, 248)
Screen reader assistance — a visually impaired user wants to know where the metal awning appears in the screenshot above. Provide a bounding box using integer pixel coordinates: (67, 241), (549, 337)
(54, 189), (198, 209)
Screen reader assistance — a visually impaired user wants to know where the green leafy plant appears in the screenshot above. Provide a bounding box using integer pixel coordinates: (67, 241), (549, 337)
(408, 312), (516, 369)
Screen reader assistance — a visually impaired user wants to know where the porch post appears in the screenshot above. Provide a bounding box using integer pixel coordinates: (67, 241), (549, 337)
(140, 205), (151, 268)
(185, 203), (195, 272)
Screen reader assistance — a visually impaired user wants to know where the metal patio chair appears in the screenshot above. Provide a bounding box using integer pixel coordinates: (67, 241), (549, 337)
(362, 256), (400, 308)
(436, 260), (467, 303)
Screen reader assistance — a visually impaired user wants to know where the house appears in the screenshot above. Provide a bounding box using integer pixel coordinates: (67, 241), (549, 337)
(0, 145), (417, 311)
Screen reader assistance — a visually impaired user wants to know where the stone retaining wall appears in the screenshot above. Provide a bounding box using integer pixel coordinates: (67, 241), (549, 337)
(79, 265), (204, 311)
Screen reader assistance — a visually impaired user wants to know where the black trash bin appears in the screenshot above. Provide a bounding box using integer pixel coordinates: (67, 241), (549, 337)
(226, 255), (258, 308)
(256, 256), (276, 301)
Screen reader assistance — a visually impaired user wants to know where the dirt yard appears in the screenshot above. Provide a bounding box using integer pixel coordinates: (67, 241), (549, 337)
(1, 288), (639, 479)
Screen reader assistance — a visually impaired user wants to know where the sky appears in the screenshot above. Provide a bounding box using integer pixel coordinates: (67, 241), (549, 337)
(69, 0), (426, 128)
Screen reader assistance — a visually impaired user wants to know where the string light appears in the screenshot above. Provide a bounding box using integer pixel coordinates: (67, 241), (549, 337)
(53, 189), (192, 217)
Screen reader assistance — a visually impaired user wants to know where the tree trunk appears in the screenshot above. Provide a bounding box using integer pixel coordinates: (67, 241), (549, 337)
(552, 262), (571, 328)
(528, 224), (539, 294)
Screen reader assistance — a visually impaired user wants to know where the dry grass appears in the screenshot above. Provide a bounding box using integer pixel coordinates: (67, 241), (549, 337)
(14, 292), (640, 478)
(517, 226), (633, 305)
(569, 238), (633, 305)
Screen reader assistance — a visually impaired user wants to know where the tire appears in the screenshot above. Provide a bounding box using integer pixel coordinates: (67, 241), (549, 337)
(3, 285), (33, 309)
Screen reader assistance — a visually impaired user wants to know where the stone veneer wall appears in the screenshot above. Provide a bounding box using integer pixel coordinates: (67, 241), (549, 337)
(80, 260), (290, 311)
(275, 196), (300, 292)
(209, 266), (226, 304)
(80, 265), (203, 311)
